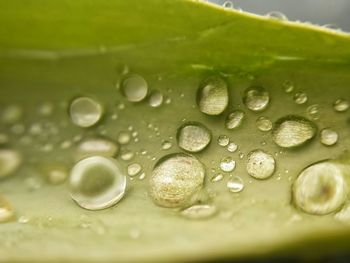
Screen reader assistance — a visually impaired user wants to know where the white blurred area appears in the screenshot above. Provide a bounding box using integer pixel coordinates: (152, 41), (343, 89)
(209, 0), (350, 32)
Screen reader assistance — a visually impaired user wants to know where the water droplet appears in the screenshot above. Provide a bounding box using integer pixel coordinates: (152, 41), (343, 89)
(293, 161), (346, 215)
(283, 80), (294, 93)
(256, 116), (273, 131)
(272, 115), (317, 148)
(333, 99), (349, 112)
(43, 164), (68, 185)
(121, 150), (134, 161)
(1, 104), (22, 124)
(217, 135), (229, 147)
(161, 140), (173, 150)
(69, 156), (127, 210)
(246, 149), (275, 179)
(117, 131), (131, 145)
(320, 128), (338, 146)
(293, 92), (308, 105)
(138, 172), (146, 181)
(75, 137), (119, 160)
(0, 149), (22, 179)
(127, 163), (142, 177)
(177, 122), (211, 153)
(164, 96), (172, 104)
(149, 90), (163, 108)
(0, 195), (14, 223)
(222, 1), (233, 9)
(266, 11), (288, 21)
(211, 173), (224, 182)
(243, 86), (270, 112)
(69, 97), (103, 128)
(18, 215), (30, 224)
(121, 74), (148, 102)
(227, 176), (244, 193)
(38, 102), (54, 116)
(227, 142), (238, 153)
(197, 76), (228, 115)
(149, 153), (205, 208)
(180, 204), (217, 220)
(225, 110), (245, 129)
(220, 157), (236, 172)
(307, 104), (320, 120)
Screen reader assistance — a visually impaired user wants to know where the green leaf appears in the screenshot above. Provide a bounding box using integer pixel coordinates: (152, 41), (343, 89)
(1, 0), (350, 262)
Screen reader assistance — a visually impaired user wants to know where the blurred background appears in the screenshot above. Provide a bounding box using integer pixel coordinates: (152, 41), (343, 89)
(208, 0), (350, 32)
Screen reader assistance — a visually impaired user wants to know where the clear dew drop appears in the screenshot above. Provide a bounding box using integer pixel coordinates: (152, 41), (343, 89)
(293, 161), (347, 215)
(69, 97), (103, 128)
(149, 90), (164, 108)
(333, 99), (349, 112)
(307, 104), (320, 120)
(227, 175), (244, 193)
(219, 157), (236, 172)
(177, 122), (211, 153)
(243, 86), (270, 112)
(127, 163), (142, 177)
(246, 149), (275, 179)
(272, 115), (317, 148)
(180, 204), (217, 220)
(0, 149), (22, 179)
(227, 142), (238, 153)
(225, 110), (245, 130)
(75, 137), (119, 161)
(161, 140), (173, 150)
(1, 104), (23, 124)
(149, 153), (205, 208)
(211, 173), (224, 183)
(0, 195), (15, 223)
(121, 150), (134, 161)
(222, 1), (233, 9)
(121, 74), (148, 102)
(320, 128), (338, 146)
(217, 135), (229, 147)
(293, 92), (308, 105)
(69, 156), (127, 210)
(117, 131), (131, 145)
(266, 11), (288, 21)
(256, 116), (273, 131)
(197, 76), (229, 115)
(283, 80), (294, 93)
(38, 102), (54, 116)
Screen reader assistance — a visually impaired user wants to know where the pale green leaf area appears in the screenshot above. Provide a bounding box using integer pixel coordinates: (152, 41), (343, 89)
(0, 0), (350, 262)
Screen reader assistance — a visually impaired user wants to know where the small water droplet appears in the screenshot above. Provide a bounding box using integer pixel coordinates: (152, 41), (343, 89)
(307, 104), (320, 120)
(75, 137), (119, 160)
(293, 92), (308, 105)
(149, 90), (164, 108)
(138, 172), (146, 181)
(177, 122), (211, 153)
(0, 149), (22, 179)
(164, 96), (172, 104)
(69, 97), (103, 128)
(220, 157), (236, 172)
(149, 153), (205, 208)
(266, 11), (288, 21)
(243, 86), (270, 112)
(293, 161), (346, 215)
(180, 204), (217, 220)
(127, 163), (142, 177)
(217, 135), (230, 147)
(246, 149), (275, 179)
(18, 216), (30, 224)
(256, 116), (273, 131)
(227, 142), (238, 153)
(38, 102), (54, 116)
(197, 76), (229, 115)
(225, 110), (245, 130)
(283, 80), (294, 93)
(239, 152), (245, 159)
(272, 115), (317, 148)
(121, 150), (134, 161)
(69, 156), (126, 211)
(333, 99), (349, 112)
(117, 131), (131, 145)
(211, 173), (224, 182)
(43, 164), (68, 185)
(227, 176), (244, 193)
(121, 74), (148, 102)
(1, 104), (23, 124)
(222, 1), (233, 9)
(0, 195), (14, 223)
(320, 128), (338, 146)
(161, 140), (173, 150)
(117, 103), (125, 110)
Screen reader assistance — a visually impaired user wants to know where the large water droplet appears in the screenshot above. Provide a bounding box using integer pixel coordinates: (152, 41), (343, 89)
(256, 116), (272, 131)
(293, 92), (308, 105)
(293, 161), (347, 215)
(180, 204), (217, 220)
(272, 115), (317, 148)
(246, 149), (275, 179)
(121, 74), (148, 102)
(307, 104), (320, 120)
(148, 90), (163, 108)
(225, 110), (245, 129)
(75, 137), (119, 161)
(149, 153), (205, 208)
(0, 195), (14, 223)
(0, 149), (22, 179)
(219, 157), (236, 172)
(227, 175), (244, 193)
(320, 128), (338, 146)
(177, 122), (211, 153)
(243, 86), (270, 112)
(333, 99), (349, 112)
(69, 156), (127, 210)
(69, 97), (103, 128)
(197, 76), (228, 115)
